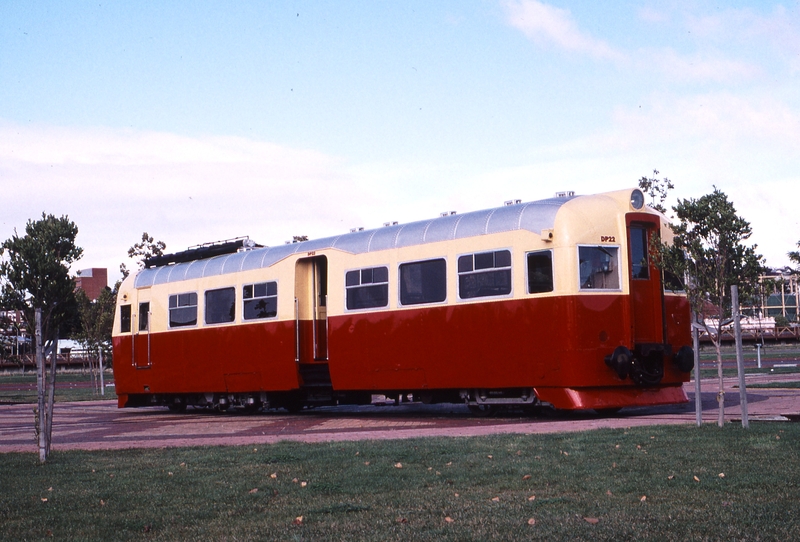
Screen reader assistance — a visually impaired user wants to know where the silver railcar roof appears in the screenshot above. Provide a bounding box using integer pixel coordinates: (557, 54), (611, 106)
(134, 196), (574, 288)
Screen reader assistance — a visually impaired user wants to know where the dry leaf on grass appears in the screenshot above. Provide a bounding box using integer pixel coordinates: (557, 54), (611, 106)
(396, 517), (408, 524)
(719, 473), (725, 478)
(300, 481), (307, 487)
(249, 488), (258, 494)
(394, 462), (403, 469)
(292, 516), (303, 526)
(528, 495), (536, 501)
(491, 497), (500, 502)
(640, 495), (647, 502)
(694, 476), (700, 482)
(668, 475), (675, 480)
(584, 517), (600, 525)
(527, 518), (536, 526)
(522, 474), (531, 480)
(270, 473), (277, 479)
(444, 517), (454, 523)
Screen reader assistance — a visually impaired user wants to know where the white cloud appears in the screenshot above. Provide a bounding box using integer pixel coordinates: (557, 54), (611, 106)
(644, 48), (761, 83)
(501, 0), (624, 62)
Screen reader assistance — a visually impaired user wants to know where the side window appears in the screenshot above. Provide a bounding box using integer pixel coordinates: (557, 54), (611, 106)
(243, 281), (278, 320)
(527, 250), (554, 294)
(457, 250), (512, 299)
(579, 246), (620, 290)
(399, 258), (447, 305)
(169, 292), (198, 328)
(138, 302), (150, 331)
(630, 226), (650, 279)
(346, 266), (389, 310)
(120, 305), (131, 333)
(205, 288), (235, 324)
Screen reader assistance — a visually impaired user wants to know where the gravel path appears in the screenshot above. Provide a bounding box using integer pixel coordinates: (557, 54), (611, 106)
(1, 375), (798, 453)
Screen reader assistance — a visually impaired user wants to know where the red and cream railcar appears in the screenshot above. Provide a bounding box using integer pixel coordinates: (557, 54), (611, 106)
(111, 188), (694, 413)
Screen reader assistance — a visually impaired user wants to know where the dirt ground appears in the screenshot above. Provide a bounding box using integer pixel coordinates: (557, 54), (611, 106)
(1, 373), (798, 453)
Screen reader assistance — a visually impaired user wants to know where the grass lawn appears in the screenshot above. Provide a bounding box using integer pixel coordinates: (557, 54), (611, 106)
(0, 371), (116, 404)
(1, 424), (798, 541)
(748, 381), (800, 389)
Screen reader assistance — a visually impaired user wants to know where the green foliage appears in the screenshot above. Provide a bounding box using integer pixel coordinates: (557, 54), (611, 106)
(119, 232), (166, 279)
(1, 425), (798, 540)
(73, 287), (116, 361)
(789, 241), (800, 272)
(637, 169), (674, 214)
(655, 188), (763, 327)
(0, 214), (83, 343)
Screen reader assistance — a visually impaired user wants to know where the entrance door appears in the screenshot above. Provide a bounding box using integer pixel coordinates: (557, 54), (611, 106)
(295, 256), (328, 362)
(627, 218), (664, 346)
(133, 299), (152, 369)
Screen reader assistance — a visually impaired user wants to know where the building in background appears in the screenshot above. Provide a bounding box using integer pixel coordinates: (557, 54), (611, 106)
(74, 268), (108, 301)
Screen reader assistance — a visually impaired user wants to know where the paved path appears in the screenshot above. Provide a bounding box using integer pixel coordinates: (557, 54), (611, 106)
(1, 374), (798, 453)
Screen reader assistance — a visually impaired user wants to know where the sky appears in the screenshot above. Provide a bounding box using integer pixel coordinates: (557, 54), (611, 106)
(2, 0), (799, 283)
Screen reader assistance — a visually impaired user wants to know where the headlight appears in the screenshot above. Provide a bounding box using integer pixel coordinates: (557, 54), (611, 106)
(630, 189), (644, 210)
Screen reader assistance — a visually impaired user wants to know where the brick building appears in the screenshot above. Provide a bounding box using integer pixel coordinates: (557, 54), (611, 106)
(74, 268), (108, 301)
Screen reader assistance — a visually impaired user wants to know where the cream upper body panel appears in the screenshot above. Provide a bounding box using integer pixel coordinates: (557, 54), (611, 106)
(113, 188), (666, 336)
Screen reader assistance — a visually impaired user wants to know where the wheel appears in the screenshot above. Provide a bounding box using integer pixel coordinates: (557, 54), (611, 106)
(468, 404), (498, 417)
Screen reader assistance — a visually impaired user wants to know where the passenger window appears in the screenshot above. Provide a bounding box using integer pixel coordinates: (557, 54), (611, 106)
(138, 302), (150, 331)
(579, 246), (620, 290)
(346, 266), (389, 310)
(243, 281), (278, 320)
(169, 292), (198, 327)
(205, 287), (235, 324)
(399, 259), (447, 305)
(120, 305), (131, 333)
(527, 251), (554, 293)
(457, 250), (512, 299)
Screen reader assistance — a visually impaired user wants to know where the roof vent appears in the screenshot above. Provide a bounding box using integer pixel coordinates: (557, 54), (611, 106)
(504, 199), (522, 206)
(555, 191), (575, 198)
(383, 221), (399, 227)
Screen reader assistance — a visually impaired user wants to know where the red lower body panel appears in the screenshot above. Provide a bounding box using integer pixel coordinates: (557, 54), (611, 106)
(112, 294), (692, 410)
(535, 384), (688, 410)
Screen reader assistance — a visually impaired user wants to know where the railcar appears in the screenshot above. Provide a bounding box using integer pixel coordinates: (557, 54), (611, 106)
(111, 188), (694, 413)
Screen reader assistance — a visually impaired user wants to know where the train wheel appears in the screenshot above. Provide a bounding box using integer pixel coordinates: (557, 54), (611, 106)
(468, 404), (498, 417)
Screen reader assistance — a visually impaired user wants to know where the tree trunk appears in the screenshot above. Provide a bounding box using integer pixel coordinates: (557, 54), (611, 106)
(44, 328), (58, 457)
(35, 309), (46, 463)
(716, 338), (725, 427)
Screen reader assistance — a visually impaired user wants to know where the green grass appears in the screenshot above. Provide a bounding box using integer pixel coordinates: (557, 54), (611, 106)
(1, 424), (799, 540)
(699, 366), (800, 379)
(0, 371), (116, 404)
(748, 381), (800, 389)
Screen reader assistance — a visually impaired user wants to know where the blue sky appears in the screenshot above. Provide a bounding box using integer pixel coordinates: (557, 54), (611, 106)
(2, 1), (799, 280)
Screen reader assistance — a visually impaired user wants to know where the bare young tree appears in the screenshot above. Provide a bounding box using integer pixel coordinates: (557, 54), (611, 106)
(654, 188), (763, 427)
(0, 214), (82, 461)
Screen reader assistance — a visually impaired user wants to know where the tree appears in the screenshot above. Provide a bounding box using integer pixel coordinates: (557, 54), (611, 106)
(789, 241), (800, 272)
(0, 214), (83, 461)
(638, 169), (674, 214)
(654, 188), (763, 427)
(74, 287), (115, 394)
(120, 232), (166, 279)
